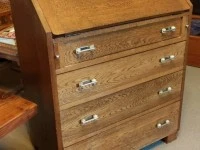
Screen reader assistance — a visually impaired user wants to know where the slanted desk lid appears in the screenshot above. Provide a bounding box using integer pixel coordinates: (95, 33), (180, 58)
(35, 0), (190, 35)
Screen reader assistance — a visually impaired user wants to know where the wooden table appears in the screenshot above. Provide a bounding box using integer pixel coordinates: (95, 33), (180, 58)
(0, 95), (37, 139)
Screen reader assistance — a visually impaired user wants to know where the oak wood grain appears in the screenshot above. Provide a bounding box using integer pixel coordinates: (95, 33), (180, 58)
(34, 0), (190, 35)
(60, 71), (183, 146)
(55, 14), (189, 74)
(0, 95), (37, 139)
(56, 16), (182, 69)
(57, 42), (186, 108)
(10, 0), (191, 149)
(64, 102), (180, 149)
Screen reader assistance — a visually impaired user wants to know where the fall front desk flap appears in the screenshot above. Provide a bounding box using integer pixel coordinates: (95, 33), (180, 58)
(34, 0), (190, 35)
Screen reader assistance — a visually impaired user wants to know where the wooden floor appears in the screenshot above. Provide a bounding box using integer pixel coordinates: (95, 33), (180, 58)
(0, 66), (200, 150)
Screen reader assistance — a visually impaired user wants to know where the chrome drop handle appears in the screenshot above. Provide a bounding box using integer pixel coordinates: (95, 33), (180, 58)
(75, 45), (95, 55)
(158, 87), (172, 95)
(160, 55), (175, 64)
(161, 26), (176, 34)
(156, 120), (170, 129)
(78, 79), (97, 90)
(80, 115), (99, 125)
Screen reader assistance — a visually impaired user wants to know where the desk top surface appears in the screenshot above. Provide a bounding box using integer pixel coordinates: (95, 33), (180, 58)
(35, 0), (190, 35)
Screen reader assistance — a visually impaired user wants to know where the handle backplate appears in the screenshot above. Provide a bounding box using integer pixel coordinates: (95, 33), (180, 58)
(157, 120), (170, 129)
(75, 45), (95, 56)
(80, 114), (99, 125)
(78, 79), (97, 90)
(161, 26), (176, 34)
(160, 55), (175, 64)
(158, 87), (172, 95)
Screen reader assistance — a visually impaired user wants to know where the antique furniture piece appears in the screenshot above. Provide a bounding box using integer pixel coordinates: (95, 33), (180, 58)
(10, 0), (192, 149)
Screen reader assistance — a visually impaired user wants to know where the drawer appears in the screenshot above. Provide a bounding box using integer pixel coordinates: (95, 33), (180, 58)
(54, 14), (188, 70)
(60, 71), (183, 146)
(64, 102), (180, 149)
(57, 42), (186, 106)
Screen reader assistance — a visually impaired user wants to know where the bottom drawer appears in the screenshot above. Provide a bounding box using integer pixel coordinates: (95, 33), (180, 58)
(65, 102), (180, 150)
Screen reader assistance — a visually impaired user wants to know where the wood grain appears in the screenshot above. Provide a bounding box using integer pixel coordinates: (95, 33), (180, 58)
(10, 0), (62, 149)
(55, 14), (189, 74)
(34, 0), (190, 35)
(57, 42), (186, 107)
(64, 102), (180, 149)
(0, 95), (37, 139)
(56, 17), (182, 68)
(9, 0), (191, 149)
(60, 71), (183, 146)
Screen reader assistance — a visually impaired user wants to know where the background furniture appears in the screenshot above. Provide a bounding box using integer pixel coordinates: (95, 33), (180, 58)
(0, 60), (37, 139)
(0, 0), (18, 63)
(10, 0), (192, 149)
(0, 0), (12, 30)
(191, 0), (200, 15)
(0, 95), (37, 139)
(188, 14), (200, 67)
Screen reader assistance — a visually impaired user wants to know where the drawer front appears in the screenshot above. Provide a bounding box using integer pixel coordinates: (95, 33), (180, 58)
(60, 71), (183, 146)
(55, 15), (187, 69)
(57, 42), (186, 106)
(64, 102), (180, 149)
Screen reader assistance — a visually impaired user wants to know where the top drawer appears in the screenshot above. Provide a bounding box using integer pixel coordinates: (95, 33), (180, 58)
(54, 14), (188, 71)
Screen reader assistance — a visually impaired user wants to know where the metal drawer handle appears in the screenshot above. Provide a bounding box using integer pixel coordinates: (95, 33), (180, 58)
(158, 87), (172, 95)
(161, 26), (176, 34)
(75, 45), (95, 55)
(157, 120), (170, 129)
(80, 115), (99, 125)
(78, 79), (97, 90)
(160, 55), (175, 64)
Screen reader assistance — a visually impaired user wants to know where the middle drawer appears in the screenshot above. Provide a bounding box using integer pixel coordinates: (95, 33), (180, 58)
(60, 71), (183, 146)
(57, 42), (185, 106)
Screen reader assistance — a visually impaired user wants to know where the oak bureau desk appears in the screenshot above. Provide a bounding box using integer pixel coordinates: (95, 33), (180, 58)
(10, 0), (192, 150)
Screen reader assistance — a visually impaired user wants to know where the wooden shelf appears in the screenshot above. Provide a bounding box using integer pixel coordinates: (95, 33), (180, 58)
(0, 24), (18, 63)
(0, 0), (17, 63)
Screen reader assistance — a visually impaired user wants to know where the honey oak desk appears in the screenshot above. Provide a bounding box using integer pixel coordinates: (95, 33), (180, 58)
(10, 0), (192, 149)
